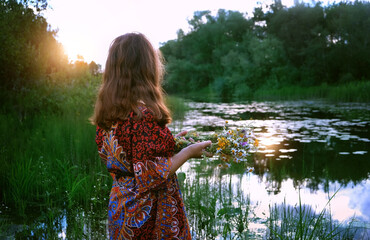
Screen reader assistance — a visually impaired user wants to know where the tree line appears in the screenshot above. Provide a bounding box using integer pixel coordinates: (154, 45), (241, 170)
(0, 0), (101, 116)
(160, 1), (370, 101)
(1, 0), (369, 106)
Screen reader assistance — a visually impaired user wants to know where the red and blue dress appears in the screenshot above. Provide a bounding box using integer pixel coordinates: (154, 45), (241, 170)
(95, 107), (191, 240)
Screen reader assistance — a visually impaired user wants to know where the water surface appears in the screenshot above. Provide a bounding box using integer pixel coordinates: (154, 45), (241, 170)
(169, 100), (370, 237)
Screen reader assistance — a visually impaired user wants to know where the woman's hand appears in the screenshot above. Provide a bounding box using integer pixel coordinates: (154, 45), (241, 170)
(184, 141), (213, 159)
(170, 140), (212, 175)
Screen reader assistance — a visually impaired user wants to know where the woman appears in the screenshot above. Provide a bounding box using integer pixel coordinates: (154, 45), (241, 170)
(91, 32), (211, 239)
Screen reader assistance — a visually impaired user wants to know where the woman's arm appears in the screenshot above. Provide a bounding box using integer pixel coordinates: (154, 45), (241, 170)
(170, 141), (212, 175)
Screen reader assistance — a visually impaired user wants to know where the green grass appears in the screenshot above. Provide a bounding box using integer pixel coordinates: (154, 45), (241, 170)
(0, 112), (111, 216)
(254, 81), (370, 102)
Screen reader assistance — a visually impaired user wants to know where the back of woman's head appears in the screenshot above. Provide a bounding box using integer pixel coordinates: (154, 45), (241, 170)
(91, 32), (171, 130)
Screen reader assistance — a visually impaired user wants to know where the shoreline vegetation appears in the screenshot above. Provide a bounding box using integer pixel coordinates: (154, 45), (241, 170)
(170, 81), (370, 103)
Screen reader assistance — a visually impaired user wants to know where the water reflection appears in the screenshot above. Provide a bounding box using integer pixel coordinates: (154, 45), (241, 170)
(170, 100), (370, 234)
(0, 204), (108, 239)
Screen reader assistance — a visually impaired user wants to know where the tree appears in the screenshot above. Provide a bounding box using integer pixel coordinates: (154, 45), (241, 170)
(160, 3), (370, 101)
(19, 0), (48, 11)
(0, 0), (67, 90)
(88, 61), (101, 76)
(325, 1), (370, 83)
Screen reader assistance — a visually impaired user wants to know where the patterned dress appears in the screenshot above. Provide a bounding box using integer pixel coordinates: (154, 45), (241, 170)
(95, 107), (191, 240)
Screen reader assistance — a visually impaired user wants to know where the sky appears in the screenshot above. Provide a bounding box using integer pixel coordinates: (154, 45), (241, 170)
(44, 0), (353, 66)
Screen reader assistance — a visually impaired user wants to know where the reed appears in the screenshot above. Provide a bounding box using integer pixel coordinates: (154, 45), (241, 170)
(178, 159), (255, 239)
(254, 81), (370, 102)
(1, 113), (110, 215)
(266, 190), (360, 240)
(166, 95), (189, 120)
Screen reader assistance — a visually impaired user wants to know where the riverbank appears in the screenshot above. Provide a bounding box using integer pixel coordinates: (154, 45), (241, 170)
(172, 81), (370, 103)
(254, 81), (370, 102)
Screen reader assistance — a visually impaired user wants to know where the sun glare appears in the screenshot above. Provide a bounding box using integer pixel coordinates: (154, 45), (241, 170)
(259, 136), (284, 146)
(61, 35), (93, 63)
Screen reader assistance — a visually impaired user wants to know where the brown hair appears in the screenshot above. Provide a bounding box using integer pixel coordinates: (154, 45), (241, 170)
(91, 32), (171, 130)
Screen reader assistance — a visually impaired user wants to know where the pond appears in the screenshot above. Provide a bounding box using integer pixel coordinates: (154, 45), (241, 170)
(169, 100), (370, 239)
(1, 100), (369, 239)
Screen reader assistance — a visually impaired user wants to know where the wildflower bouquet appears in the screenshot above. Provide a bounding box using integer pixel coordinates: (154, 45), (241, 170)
(174, 121), (258, 169)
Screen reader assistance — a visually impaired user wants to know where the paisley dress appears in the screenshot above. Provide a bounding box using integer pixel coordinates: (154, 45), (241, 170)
(95, 107), (191, 240)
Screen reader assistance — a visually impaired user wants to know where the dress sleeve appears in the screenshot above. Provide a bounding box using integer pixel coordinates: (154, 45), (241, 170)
(131, 111), (175, 194)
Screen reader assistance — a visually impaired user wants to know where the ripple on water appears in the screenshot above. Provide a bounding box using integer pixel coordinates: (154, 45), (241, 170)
(339, 152), (351, 155)
(353, 151), (368, 155)
(279, 149), (297, 153)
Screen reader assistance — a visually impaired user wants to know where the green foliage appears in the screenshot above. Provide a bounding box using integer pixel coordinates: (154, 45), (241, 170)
(0, 0), (68, 90)
(161, 2), (370, 102)
(325, 1), (370, 83)
(161, 9), (253, 101)
(0, 0), (102, 116)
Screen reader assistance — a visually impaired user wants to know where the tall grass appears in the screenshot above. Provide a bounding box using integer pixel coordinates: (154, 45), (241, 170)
(254, 81), (370, 102)
(267, 190), (361, 240)
(0, 72), (111, 238)
(1, 112), (111, 217)
(165, 95), (189, 120)
(178, 160), (255, 239)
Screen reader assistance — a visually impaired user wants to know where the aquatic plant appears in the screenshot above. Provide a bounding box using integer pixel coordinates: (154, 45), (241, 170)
(178, 169), (256, 239)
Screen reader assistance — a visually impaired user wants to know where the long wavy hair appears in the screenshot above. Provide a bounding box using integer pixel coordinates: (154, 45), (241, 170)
(91, 32), (171, 130)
